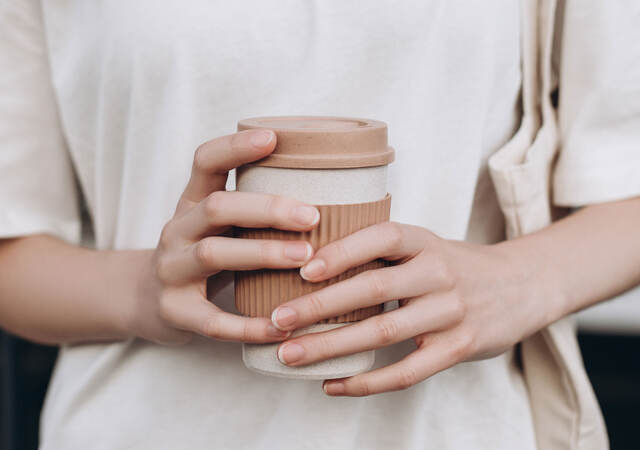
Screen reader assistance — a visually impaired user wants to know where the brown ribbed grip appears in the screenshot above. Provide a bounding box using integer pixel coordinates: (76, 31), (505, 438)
(234, 194), (391, 323)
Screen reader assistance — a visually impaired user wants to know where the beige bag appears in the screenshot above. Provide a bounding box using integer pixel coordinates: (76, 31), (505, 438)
(489, 0), (609, 448)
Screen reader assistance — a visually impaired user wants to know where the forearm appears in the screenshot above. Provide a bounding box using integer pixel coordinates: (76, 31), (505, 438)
(501, 196), (640, 322)
(0, 235), (150, 345)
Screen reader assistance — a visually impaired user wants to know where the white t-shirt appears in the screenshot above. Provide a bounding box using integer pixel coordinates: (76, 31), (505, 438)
(8, 1), (630, 449)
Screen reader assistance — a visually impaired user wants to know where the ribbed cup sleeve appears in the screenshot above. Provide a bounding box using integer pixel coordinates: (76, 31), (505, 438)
(234, 194), (391, 323)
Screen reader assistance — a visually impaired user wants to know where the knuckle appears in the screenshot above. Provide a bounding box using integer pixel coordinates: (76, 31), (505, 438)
(241, 319), (252, 342)
(432, 258), (456, 290)
(397, 366), (419, 391)
(451, 331), (475, 362)
(158, 223), (174, 249)
(229, 132), (243, 152)
(448, 290), (467, 323)
(194, 239), (216, 268)
(366, 271), (388, 301)
(155, 255), (172, 284)
(355, 380), (371, 397)
(332, 239), (352, 262)
(203, 313), (221, 338)
(372, 316), (400, 346)
(193, 144), (209, 171)
(258, 240), (280, 265)
(204, 191), (224, 219)
(262, 195), (288, 221)
(383, 222), (404, 251)
(262, 194), (276, 217)
(316, 334), (338, 360)
(306, 293), (327, 319)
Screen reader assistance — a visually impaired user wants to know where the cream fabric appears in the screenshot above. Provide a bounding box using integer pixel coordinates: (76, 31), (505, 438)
(553, 0), (640, 206)
(488, 0), (639, 448)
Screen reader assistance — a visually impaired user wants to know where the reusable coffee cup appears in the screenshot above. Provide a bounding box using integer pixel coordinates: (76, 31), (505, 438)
(234, 116), (394, 379)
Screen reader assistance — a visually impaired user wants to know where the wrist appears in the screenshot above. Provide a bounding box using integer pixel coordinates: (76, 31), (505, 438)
(104, 248), (156, 340)
(492, 236), (569, 331)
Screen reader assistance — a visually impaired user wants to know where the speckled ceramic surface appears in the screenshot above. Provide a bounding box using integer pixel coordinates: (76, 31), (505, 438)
(242, 323), (375, 380)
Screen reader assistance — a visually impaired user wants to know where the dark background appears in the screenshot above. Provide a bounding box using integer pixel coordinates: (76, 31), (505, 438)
(1, 331), (638, 450)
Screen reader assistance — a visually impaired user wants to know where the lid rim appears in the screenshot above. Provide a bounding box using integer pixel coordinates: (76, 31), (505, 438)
(252, 148), (395, 169)
(238, 116), (387, 133)
(237, 116), (393, 169)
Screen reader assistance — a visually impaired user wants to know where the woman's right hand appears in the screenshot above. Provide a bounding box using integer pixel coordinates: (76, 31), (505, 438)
(131, 129), (320, 345)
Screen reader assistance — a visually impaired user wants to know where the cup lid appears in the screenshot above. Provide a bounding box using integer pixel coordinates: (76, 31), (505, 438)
(237, 116), (395, 169)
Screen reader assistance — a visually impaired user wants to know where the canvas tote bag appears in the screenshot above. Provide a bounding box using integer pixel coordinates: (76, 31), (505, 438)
(489, 0), (609, 448)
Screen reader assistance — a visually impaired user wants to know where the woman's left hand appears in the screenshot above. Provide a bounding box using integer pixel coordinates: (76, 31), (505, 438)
(270, 221), (562, 396)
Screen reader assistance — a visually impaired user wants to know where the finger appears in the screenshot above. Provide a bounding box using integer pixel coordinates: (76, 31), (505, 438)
(271, 257), (455, 331)
(299, 222), (428, 282)
(179, 129), (276, 210)
(167, 191), (319, 243)
(276, 292), (464, 366)
(159, 287), (291, 343)
(322, 330), (471, 396)
(157, 236), (314, 285)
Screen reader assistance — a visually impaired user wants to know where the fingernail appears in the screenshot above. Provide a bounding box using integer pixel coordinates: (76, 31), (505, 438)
(250, 130), (274, 148)
(323, 381), (345, 396)
(283, 242), (312, 261)
(278, 342), (305, 364)
(271, 306), (298, 329)
(267, 324), (291, 338)
(292, 206), (320, 226)
(300, 259), (326, 280)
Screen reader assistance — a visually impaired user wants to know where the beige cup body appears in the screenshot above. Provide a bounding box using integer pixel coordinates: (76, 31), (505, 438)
(236, 165), (387, 204)
(236, 164), (387, 379)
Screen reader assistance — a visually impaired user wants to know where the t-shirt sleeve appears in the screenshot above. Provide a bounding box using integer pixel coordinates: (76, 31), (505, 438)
(0, 0), (81, 243)
(553, 1), (640, 207)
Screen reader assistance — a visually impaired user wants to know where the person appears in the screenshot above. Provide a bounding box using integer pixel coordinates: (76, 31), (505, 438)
(0, 1), (638, 448)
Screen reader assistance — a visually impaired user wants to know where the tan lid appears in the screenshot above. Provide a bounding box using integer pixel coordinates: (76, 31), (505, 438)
(237, 116), (395, 169)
